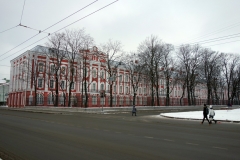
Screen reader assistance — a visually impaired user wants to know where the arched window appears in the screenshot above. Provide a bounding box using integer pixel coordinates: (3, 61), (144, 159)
(29, 95), (33, 105)
(36, 94), (44, 105)
(50, 65), (55, 73)
(119, 75), (123, 82)
(61, 66), (66, 74)
(47, 93), (54, 105)
(70, 95), (77, 106)
(92, 69), (97, 78)
(38, 63), (44, 72)
(120, 97), (123, 105)
(120, 86), (123, 93)
(100, 70), (105, 79)
(100, 84), (104, 90)
(125, 75), (129, 82)
(108, 96), (116, 105)
(92, 96), (97, 105)
(92, 83), (96, 92)
(59, 93), (65, 105)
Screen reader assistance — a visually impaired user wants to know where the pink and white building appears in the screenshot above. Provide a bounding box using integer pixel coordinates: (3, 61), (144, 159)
(8, 45), (222, 108)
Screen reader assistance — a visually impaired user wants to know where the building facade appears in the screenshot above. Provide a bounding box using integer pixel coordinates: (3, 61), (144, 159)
(8, 45), (223, 108)
(0, 81), (9, 105)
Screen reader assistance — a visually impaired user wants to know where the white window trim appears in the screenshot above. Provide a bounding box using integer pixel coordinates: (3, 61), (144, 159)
(38, 63), (44, 72)
(71, 82), (75, 90)
(60, 80), (66, 90)
(49, 79), (55, 89)
(38, 78), (44, 88)
(92, 68), (97, 78)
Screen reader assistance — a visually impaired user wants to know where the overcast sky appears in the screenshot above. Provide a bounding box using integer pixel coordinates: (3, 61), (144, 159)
(1, 0), (240, 80)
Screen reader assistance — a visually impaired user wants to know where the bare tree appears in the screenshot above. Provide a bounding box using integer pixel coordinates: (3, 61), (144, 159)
(45, 33), (67, 107)
(124, 53), (146, 105)
(199, 48), (222, 104)
(97, 40), (124, 107)
(160, 43), (175, 106)
(177, 44), (202, 105)
(65, 29), (94, 107)
(221, 53), (240, 105)
(138, 35), (164, 106)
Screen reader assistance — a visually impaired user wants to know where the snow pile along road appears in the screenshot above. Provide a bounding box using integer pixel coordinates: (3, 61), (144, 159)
(160, 108), (240, 122)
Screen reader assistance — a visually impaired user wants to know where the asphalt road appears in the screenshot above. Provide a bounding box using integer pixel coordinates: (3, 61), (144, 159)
(0, 109), (239, 160)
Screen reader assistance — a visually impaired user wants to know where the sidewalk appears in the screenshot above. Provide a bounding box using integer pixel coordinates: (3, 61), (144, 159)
(1, 105), (210, 113)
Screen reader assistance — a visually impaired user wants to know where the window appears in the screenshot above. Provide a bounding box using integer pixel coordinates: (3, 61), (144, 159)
(119, 75), (122, 82)
(71, 82), (75, 89)
(100, 71), (105, 79)
(36, 94), (44, 105)
(100, 84), (104, 90)
(126, 97), (129, 105)
(143, 78), (146, 84)
(120, 97), (123, 105)
(92, 96), (97, 105)
(114, 86), (116, 92)
(50, 65), (55, 73)
(83, 68), (88, 77)
(50, 80), (54, 89)
(100, 97), (105, 105)
(139, 97), (142, 105)
(38, 63), (44, 72)
(134, 76), (136, 82)
(125, 75), (129, 82)
(61, 66), (66, 74)
(92, 69), (97, 78)
(92, 83), (96, 91)
(29, 95), (33, 105)
(82, 95), (86, 104)
(139, 88), (142, 94)
(38, 78), (43, 88)
(144, 97), (147, 105)
(144, 88), (146, 94)
(125, 87), (129, 94)
(71, 67), (75, 75)
(120, 86), (122, 93)
(60, 81), (65, 89)
(48, 94), (54, 105)
(59, 93), (64, 105)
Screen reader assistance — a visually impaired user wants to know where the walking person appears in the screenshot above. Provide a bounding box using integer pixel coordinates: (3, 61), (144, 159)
(209, 105), (217, 124)
(132, 105), (137, 116)
(201, 104), (211, 125)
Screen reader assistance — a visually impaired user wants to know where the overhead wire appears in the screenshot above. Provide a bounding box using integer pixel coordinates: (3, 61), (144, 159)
(0, 0), (119, 62)
(182, 21), (240, 44)
(0, 25), (19, 34)
(0, 0), (98, 58)
(19, 24), (49, 34)
(20, 0), (26, 24)
(0, 0), (26, 34)
(175, 32), (240, 48)
(206, 39), (240, 48)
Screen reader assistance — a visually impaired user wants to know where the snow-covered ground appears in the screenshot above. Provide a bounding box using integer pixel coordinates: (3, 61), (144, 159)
(161, 108), (240, 122)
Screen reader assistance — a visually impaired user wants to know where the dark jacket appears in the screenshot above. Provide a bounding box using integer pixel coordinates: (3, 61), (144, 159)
(203, 106), (209, 115)
(132, 106), (137, 113)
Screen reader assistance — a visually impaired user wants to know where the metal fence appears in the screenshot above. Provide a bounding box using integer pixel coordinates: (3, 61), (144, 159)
(24, 95), (233, 107)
